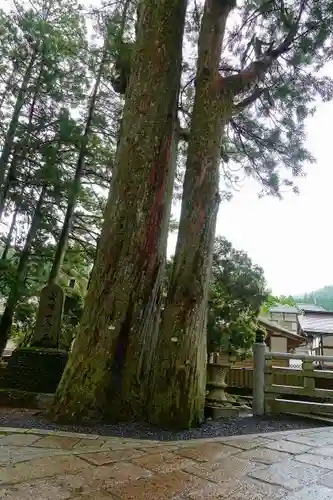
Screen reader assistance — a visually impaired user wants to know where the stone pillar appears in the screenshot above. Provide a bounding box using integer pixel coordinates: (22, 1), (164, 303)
(206, 354), (241, 419)
(206, 362), (229, 404)
(31, 283), (65, 348)
(252, 330), (266, 416)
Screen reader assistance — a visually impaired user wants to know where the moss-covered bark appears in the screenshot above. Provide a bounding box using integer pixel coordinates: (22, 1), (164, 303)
(50, 0), (187, 423)
(147, 0), (236, 429)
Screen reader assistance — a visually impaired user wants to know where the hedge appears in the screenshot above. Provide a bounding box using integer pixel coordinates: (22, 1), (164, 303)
(2, 347), (68, 393)
(0, 388), (54, 409)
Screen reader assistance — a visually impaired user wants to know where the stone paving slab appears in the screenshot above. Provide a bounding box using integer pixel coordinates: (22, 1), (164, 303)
(0, 425), (333, 498)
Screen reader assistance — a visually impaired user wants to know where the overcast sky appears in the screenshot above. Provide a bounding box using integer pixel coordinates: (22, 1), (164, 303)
(169, 76), (333, 297)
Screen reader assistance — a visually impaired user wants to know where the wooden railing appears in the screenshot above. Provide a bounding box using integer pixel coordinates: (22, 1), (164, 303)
(253, 345), (333, 418)
(227, 368), (253, 390)
(226, 366), (306, 392)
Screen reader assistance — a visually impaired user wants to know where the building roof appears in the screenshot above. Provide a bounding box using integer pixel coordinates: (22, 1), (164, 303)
(298, 310), (333, 335)
(269, 305), (299, 314)
(258, 317), (304, 342)
(296, 303), (326, 312)
(269, 303), (327, 314)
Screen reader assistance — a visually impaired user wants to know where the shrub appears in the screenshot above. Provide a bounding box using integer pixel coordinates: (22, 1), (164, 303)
(2, 347), (68, 393)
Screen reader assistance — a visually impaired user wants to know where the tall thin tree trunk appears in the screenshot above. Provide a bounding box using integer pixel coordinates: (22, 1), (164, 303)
(51, 0), (187, 423)
(147, 0), (236, 429)
(0, 154), (17, 222)
(48, 44), (107, 285)
(0, 54), (36, 193)
(0, 187), (46, 355)
(0, 47), (45, 221)
(0, 68), (15, 110)
(1, 204), (18, 261)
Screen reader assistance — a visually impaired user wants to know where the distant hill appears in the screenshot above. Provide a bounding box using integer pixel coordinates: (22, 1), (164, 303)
(294, 286), (333, 312)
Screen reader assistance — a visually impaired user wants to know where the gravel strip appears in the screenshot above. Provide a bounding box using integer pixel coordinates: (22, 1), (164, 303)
(0, 409), (328, 441)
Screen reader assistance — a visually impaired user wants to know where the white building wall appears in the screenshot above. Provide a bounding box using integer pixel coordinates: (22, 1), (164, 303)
(270, 336), (287, 353)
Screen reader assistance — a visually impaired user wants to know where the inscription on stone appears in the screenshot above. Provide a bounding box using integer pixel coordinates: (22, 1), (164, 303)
(31, 283), (65, 348)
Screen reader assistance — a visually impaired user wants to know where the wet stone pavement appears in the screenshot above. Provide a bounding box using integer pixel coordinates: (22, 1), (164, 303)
(0, 425), (333, 498)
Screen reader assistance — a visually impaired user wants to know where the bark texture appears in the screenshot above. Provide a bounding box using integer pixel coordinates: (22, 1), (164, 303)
(147, 0), (235, 429)
(51, 0), (187, 423)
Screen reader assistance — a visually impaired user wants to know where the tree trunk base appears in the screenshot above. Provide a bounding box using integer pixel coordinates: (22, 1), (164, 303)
(50, 325), (151, 425)
(146, 307), (207, 430)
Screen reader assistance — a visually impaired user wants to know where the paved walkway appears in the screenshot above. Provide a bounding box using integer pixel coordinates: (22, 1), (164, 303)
(0, 425), (333, 498)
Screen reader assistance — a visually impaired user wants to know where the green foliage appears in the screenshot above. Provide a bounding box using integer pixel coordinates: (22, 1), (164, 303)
(164, 236), (267, 356)
(0, 243), (90, 345)
(111, 41), (134, 94)
(207, 236), (268, 356)
(60, 282), (85, 348)
(260, 294), (297, 315)
(180, 0), (333, 197)
(3, 347), (68, 393)
(0, 258), (17, 298)
(12, 301), (37, 340)
(0, 0), (125, 341)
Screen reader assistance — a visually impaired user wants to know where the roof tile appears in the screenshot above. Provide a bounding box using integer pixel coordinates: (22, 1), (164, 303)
(299, 312), (333, 335)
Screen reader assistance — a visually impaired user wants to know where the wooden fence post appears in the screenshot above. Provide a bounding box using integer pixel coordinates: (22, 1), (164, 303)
(264, 358), (273, 414)
(303, 360), (315, 395)
(252, 331), (266, 416)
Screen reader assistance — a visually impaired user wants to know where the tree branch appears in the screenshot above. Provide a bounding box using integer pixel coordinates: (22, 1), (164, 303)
(178, 126), (190, 142)
(233, 86), (268, 113)
(222, 0), (306, 96)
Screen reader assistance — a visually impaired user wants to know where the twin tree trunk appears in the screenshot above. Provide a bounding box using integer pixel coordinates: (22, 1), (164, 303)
(51, 0), (187, 423)
(147, 0), (235, 428)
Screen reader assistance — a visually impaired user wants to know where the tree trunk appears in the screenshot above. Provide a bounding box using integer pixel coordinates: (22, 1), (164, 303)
(0, 187), (46, 355)
(0, 154), (17, 222)
(0, 47), (45, 221)
(0, 67), (15, 110)
(147, 0), (236, 429)
(1, 204), (18, 261)
(51, 0), (187, 423)
(48, 43), (107, 285)
(0, 54), (36, 195)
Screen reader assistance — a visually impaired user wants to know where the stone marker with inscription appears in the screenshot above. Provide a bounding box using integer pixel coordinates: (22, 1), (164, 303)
(31, 283), (65, 348)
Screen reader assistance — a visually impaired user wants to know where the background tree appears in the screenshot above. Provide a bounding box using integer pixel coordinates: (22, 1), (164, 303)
(0, 0), (119, 350)
(294, 287), (333, 311)
(207, 236), (267, 355)
(166, 236), (267, 356)
(260, 294), (297, 315)
(0, 0), (89, 350)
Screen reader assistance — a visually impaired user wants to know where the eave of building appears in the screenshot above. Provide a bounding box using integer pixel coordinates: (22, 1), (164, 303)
(258, 317), (305, 342)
